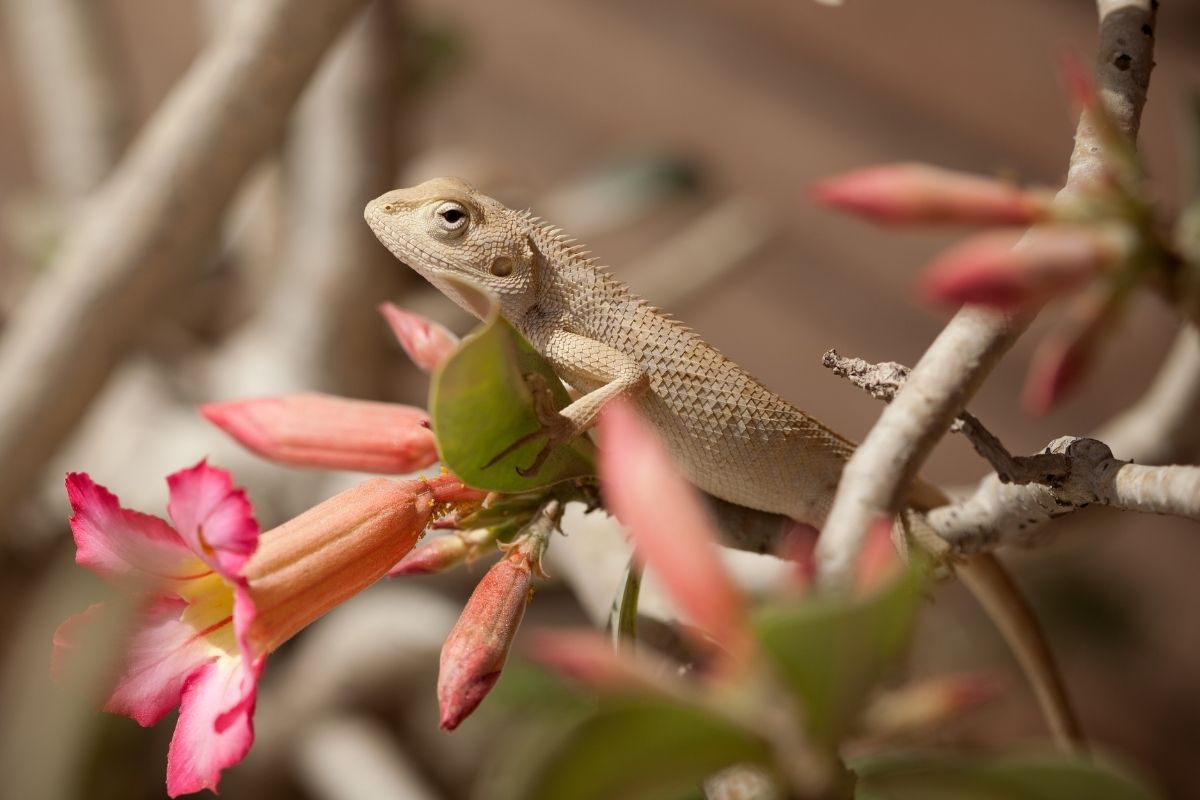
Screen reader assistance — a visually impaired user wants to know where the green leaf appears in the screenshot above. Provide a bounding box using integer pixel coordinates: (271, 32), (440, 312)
(753, 564), (926, 747)
(854, 752), (1159, 800)
(429, 279), (596, 492)
(511, 700), (773, 800)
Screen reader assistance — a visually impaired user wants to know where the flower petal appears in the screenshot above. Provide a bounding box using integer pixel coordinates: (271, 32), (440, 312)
(104, 596), (221, 727)
(165, 656), (257, 798)
(598, 401), (749, 662)
(167, 461), (259, 579)
(201, 393), (438, 474)
(66, 473), (201, 583)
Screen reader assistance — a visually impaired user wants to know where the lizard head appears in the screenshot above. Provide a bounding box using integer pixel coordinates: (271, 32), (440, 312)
(365, 177), (540, 321)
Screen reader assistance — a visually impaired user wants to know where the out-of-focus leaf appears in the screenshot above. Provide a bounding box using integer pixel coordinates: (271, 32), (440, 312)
(430, 279), (595, 492)
(753, 563), (925, 747)
(854, 752), (1158, 800)
(508, 700), (773, 800)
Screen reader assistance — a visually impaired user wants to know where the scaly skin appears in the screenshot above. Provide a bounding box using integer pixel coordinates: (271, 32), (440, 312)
(365, 177), (860, 527)
(365, 177), (1080, 749)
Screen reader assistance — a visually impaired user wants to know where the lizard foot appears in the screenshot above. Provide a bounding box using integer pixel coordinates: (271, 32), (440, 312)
(483, 373), (577, 476)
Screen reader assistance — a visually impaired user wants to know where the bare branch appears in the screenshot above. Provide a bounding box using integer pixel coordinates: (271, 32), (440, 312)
(0, 0), (367, 523)
(931, 437), (1200, 553)
(816, 0), (1159, 585)
(0, 0), (128, 197)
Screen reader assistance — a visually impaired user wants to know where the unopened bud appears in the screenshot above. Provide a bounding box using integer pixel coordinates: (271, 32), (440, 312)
(202, 393), (438, 474)
(388, 535), (469, 576)
(437, 552), (534, 730)
(379, 303), (460, 373)
(811, 163), (1050, 226)
(920, 226), (1128, 310)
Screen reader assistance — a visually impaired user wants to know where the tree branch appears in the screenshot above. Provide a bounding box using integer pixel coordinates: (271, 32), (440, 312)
(0, 0), (367, 523)
(815, 0), (1159, 586)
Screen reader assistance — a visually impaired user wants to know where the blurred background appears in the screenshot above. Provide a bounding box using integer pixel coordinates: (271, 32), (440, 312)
(1, 0), (1199, 798)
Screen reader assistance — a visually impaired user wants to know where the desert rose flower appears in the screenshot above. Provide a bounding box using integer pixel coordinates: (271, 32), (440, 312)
(55, 463), (481, 796)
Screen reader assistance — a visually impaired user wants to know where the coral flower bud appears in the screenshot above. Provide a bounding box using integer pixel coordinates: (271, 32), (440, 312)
(437, 552), (534, 730)
(920, 226), (1128, 310)
(241, 474), (476, 654)
(811, 163), (1050, 226)
(379, 303), (460, 373)
(202, 392), (438, 474)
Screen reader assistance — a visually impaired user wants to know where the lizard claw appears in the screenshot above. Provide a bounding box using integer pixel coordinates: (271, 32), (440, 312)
(483, 373), (577, 476)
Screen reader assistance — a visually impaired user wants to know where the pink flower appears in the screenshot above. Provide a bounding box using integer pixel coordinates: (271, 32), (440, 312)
(202, 393), (438, 474)
(379, 302), (460, 374)
(56, 463), (482, 796)
(810, 163), (1051, 226)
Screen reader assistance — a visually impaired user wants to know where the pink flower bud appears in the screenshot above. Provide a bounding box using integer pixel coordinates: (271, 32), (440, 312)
(201, 393), (438, 474)
(387, 534), (469, 576)
(810, 163), (1050, 226)
(598, 401), (750, 665)
(438, 551), (534, 730)
(379, 303), (460, 373)
(920, 227), (1127, 310)
(854, 517), (901, 596)
(1022, 335), (1091, 416)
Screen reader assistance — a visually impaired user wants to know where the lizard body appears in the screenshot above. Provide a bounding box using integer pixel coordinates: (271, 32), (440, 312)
(366, 177), (883, 526)
(365, 178), (1079, 748)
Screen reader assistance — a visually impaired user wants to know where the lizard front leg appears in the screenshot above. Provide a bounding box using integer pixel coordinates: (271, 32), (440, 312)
(489, 331), (649, 476)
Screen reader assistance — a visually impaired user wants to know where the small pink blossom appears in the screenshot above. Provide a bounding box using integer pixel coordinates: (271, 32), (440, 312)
(380, 302), (460, 373)
(202, 392), (438, 474)
(56, 465), (482, 796)
(598, 401), (750, 665)
(811, 163), (1050, 226)
(920, 227), (1127, 310)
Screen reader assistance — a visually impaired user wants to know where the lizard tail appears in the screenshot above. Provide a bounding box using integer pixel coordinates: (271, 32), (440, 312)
(906, 480), (1085, 754)
(956, 553), (1086, 754)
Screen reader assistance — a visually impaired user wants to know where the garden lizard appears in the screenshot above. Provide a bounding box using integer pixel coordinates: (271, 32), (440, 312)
(365, 177), (1080, 747)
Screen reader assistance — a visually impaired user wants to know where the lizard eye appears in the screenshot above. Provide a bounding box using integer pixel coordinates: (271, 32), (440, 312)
(433, 201), (469, 236)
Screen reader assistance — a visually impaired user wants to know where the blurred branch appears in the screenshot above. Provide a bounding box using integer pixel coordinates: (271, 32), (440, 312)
(816, 0), (1159, 585)
(1093, 325), (1200, 464)
(215, 0), (409, 398)
(0, 0), (367, 525)
(0, 0), (129, 198)
(294, 715), (442, 800)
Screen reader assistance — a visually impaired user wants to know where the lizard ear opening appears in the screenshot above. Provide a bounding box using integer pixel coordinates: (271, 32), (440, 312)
(490, 256), (514, 277)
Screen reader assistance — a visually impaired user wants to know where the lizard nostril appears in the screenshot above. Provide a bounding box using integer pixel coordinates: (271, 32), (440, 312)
(383, 203), (397, 213)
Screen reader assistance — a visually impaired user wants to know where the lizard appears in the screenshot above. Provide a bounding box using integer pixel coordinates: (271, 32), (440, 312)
(364, 176), (1081, 749)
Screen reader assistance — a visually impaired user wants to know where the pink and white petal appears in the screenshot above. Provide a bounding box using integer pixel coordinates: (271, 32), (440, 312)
(167, 461), (259, 579)
(231, 582), (264, 672)
(51, 602), (107, 685)
(104, 596), (221, 727)
(67, 473), (202, 583)
(166, 656), (258, 798)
